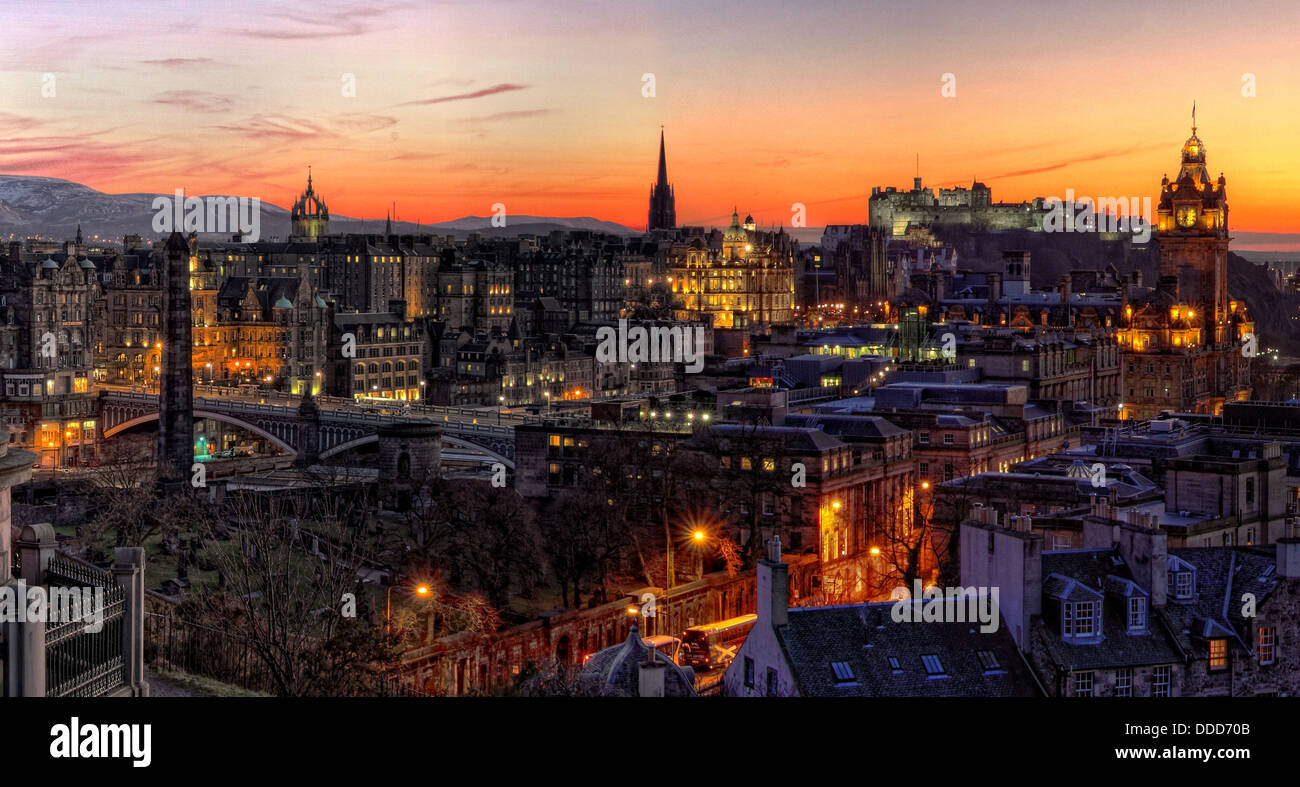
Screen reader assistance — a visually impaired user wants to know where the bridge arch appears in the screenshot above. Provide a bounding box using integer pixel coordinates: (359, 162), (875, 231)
(318, 433), (514, 469)
(101, 410), (296, 455)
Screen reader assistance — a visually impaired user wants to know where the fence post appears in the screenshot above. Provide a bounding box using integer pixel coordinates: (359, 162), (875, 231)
(3, 612), (44, 696)
(112, 547), (149, 696)
(16, 523), (56, 585)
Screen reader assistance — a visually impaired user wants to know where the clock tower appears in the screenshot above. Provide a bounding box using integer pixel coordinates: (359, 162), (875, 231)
(1155, 110), (1230, 345)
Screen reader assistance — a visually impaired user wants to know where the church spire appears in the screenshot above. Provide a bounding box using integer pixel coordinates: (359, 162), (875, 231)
(647, 127), (676, 232)
(656, 126), (669, 187)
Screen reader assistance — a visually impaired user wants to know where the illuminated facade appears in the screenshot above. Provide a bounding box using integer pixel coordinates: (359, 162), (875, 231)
(1118, 119), (1252, 420)
(290, 169), (330, 241)
(668, 209), (796, 329)
(0, 237), (99, 466)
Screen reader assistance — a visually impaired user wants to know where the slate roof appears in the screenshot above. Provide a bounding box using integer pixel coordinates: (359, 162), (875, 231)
(783, 413), (910, 440)
(1032, 548), (1185, 670)
(579, 625), (696, 697)
(1161, 547), (1281, 660)
(778, 603), (1041, 697)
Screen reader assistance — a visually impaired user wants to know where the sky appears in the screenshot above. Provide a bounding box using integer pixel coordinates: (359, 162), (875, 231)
(2, 0), (1299, 236)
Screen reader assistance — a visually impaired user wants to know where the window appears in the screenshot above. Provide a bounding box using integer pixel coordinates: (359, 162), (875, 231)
(1172, 571), (1193, 599)
(887, 656), (901, 672)
(919, 462), (929, 478)
(1115, 667), (1133, 697)
(765, 668), (778, 696)
(1064, 601), (1098, 638)
(830, 661), (855, 684)
(1246, 478), (1254, 505)
(1153, 665), (1171, 697)
(1074, 671), (1094, 697)
(917, 431), (930, 445)
(943, 433), (954, 445)
(1209, 639), (1227, 671)
(743, 657), (754, 688)
(976, 650), (1000, 671)
(921, 654), (944, 675)
(1021, 360), (1030, 372)
(1259, 627), (1275, 666)
(1128, 597), (1146, 631)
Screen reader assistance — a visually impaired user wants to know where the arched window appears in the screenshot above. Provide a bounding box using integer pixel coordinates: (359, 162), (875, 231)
(396, 452), (411, 479)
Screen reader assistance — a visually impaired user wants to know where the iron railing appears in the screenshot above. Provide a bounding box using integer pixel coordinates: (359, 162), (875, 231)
(43, 557), (126, 698)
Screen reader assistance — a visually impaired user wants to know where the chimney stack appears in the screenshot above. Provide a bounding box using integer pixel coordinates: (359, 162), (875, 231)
(757, 536), (788, 629)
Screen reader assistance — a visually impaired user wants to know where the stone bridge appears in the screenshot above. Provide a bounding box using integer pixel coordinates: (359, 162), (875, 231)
(98, 390), (521, 468)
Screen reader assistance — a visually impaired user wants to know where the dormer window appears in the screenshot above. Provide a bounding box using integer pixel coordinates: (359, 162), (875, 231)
(1167, 555), (1197, 602)
(1064, 600), (1100, 639)
(1128, 597), (1147, 632)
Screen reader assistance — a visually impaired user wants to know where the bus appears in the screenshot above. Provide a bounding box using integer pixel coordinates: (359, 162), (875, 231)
(680, 614), (757, 670)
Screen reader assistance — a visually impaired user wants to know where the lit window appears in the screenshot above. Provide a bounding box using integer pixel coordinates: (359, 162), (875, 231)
(1209, 639), (1227, 671)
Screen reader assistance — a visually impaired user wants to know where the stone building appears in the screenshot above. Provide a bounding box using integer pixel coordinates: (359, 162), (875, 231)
(214, 275), (330, 393)
(0, 235), (100, 466)
(1118, 122), (1252, 419)
(724, 539), (1040, 697)
(960, 505), (1299, 696)
(668, 209), (796, 330)
(329, 311), (425, 400)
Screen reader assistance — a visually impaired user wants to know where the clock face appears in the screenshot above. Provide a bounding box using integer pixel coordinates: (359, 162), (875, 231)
(1176, 207), (1198, 228)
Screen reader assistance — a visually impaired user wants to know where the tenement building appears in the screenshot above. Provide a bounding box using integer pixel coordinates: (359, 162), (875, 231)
(0, 235), (99, 466)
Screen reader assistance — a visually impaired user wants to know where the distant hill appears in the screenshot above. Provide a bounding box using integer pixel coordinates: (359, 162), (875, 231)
(0, 174), (638, 242)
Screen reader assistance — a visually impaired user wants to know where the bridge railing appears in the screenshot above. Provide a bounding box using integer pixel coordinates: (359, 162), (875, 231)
(105, 388), (538, 427)
(103, 389), (518, 437)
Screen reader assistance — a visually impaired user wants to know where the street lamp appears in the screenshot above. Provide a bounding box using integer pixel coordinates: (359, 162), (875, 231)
(387, 581), (432, 635)
(690, 528), (709, 579)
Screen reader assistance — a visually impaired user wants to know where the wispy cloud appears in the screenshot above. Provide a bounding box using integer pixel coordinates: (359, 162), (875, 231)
(332, 113), (398, 133)
(397, 83), (529, 107)
(139, 57), (219, 67)
(229, 1), (414, 41)
(982, 144), (1165, 181)
(151, 90), (236, 113)
(210, 114), (327, 142)
(457, 108), (550, 123)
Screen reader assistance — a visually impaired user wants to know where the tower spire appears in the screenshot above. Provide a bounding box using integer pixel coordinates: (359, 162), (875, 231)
(656, 126), (669, 187)
(1192, 100), (1197, 135)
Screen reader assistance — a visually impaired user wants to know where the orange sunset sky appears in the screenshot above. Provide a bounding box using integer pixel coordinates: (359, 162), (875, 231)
(3, 0), (1299, 236)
